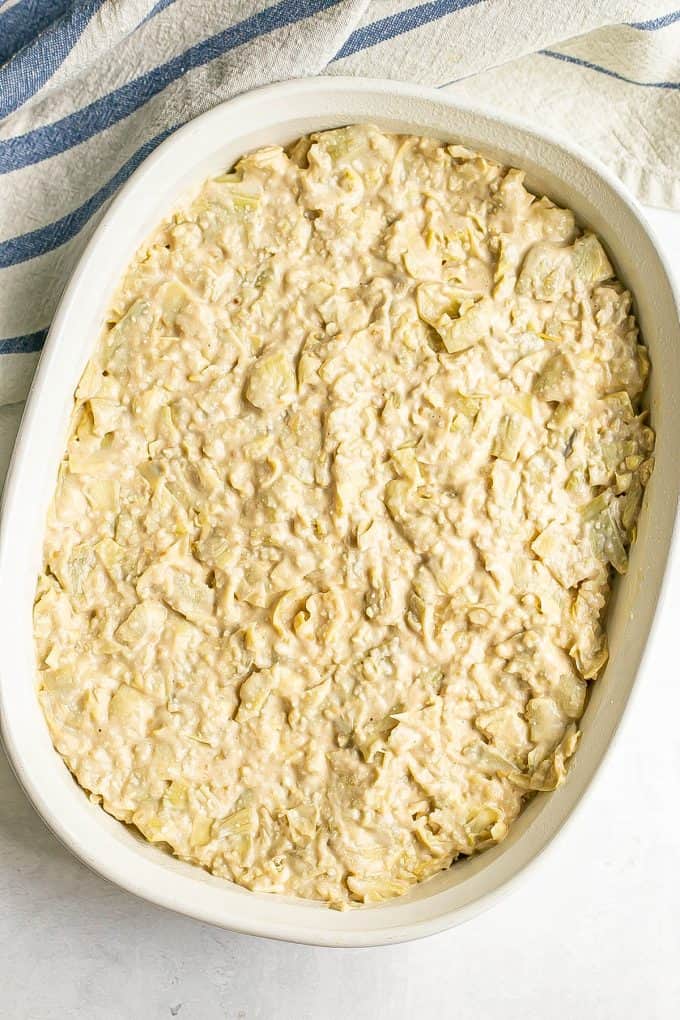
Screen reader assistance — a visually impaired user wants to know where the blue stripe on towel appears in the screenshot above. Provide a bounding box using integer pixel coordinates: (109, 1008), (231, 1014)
(334, 0), (484, 59)
(0, 0), (74, 65)
(0, 329), (48, 355)
(540, 49), (680, 89)
(0, 0), (341, 174)
(0, 0), (107, 119)
(0, 126), (176, 269)
(629, 10), (680, 30)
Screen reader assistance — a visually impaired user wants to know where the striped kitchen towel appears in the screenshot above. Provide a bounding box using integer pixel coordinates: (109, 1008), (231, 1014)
(1, 0), (679, 482)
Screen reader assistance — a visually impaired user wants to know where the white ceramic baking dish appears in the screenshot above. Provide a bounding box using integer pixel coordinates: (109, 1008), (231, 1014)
(1, 78), (678, 948)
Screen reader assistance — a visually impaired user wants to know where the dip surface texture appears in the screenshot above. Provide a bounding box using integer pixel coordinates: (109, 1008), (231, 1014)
(34, 126), (654, 907)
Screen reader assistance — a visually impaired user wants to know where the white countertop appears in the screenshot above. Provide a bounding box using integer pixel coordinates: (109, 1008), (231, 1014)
(1, 207), (678, 1020)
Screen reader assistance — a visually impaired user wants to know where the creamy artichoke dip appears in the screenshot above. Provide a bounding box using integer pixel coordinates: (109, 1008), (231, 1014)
(34, 125), (654, 907)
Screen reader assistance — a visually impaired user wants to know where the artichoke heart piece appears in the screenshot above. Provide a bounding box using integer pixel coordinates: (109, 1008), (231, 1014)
(116, 600), (166, 647)
(402, 231), (442, 280)
(109, 683), (155, 735)
(132, 803), (166, 844)
(211, 172), (262, 212)
(516, 242), (572, 301)
(236, 667), (277, 722)
(619, 475), (643, 534)
(213, 805), (257, 839)
(526, 696), (567, 762)
(383, 478), (411, 522)
(286, 804), (318, 845)
(492, 413), (528, 462)
(311, 124), (373, 166)
(190, 815), (213, 848)
(163, 570), (215, 624)
(589, 508), (628, 574)
(438, 299), (491, 353)
(165, 780), (188, 808)
(415, 283), (488, 353)
(138, 459), (164, 490)
(572, 233), (613, 284)
(390, 445), (422, 483)
(533, 352), (575, 402)
(85, 478), (120, 512)
(105, 299), (152, 352)
(193, 532), (232, 570)
(531, 521), (593, 589)
(346, 875), (412, 904)
(88, 397), (123, 436)
(67, 442), (119, 476)
(508, 724), (580, 792)
(465, 806), (508, 847)
(245, 351), (297, 410)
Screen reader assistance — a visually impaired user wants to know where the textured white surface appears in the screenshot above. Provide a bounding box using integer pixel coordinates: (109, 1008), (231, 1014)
(0, 206), (677, 1019)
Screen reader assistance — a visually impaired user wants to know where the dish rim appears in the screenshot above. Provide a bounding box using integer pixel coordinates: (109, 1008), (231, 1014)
(1, 75), (679, 948)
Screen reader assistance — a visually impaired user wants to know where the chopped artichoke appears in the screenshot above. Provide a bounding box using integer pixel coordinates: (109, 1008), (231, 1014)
(572, 233), (613, 284)
(589, 508), (628, 573)
(132, 804), (165, 843)
(108, 684), (155, 734)
(465, 806), (507, 846)
(163, 571), (214, 624)
(88, 397), (123, 436)
(190, 815), (213, 848)
(236, 668), (276, 722)
(214, 805), (256, 838)
(346, 876), (411, 903)
(84, 478), (120, 512)
(517, 242), (571, 300)
(245, 351), (297, 410)
(415, 283), (489, 352)
(116, 600), (166, 647)
(165, 780), (188, 808)
(492, 413), (528, 462)
(531, 521), (593, 589)
(533, 352), (574, 402)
